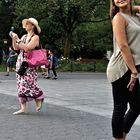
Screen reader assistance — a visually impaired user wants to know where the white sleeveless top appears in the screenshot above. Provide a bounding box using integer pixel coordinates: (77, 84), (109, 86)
(107, 13), (140, 82)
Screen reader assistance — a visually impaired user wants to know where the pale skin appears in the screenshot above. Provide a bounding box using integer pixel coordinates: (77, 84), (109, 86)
(9, 21), (41, 114)
(112, 0), (140, 140)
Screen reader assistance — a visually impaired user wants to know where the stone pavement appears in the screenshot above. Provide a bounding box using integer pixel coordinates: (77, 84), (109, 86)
(0, 72), (140, 140)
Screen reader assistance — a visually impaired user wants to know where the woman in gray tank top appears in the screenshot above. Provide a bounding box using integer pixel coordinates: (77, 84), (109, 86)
(107, 0), (140, 140)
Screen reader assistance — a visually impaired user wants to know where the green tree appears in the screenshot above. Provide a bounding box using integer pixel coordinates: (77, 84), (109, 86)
(47, 0), (109, 58)
(72, 19), (112, 59)
(0, 0), (13, 40)
(11, 0), (48, 34)
(12, 0), (110, 58)
(69, 0), (111, 59)
(134, 0), (140, 4)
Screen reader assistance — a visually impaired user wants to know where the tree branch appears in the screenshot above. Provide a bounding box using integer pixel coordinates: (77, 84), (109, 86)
(80, 17), (110, 24)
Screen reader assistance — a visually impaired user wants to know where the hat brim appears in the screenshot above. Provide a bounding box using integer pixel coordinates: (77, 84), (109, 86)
(22, 19), (41, 34)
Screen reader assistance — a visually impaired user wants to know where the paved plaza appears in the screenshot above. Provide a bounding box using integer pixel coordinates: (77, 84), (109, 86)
(0, 72), (140, 140)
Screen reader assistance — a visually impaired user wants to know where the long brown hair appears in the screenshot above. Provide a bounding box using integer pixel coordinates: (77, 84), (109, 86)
(110, 0), (133, 19)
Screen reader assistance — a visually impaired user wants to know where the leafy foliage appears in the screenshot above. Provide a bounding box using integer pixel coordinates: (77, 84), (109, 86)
(0, 0), (112, 59)
(0, 0), (12, 41)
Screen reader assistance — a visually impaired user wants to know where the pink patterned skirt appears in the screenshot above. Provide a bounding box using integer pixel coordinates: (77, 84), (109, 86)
(16, 52), (44, 104)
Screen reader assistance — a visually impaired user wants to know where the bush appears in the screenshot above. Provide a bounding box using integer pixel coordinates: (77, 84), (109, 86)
(0, 64), (6, 72)
(0, 59), (108, 72)
(57, 59), (108, 72)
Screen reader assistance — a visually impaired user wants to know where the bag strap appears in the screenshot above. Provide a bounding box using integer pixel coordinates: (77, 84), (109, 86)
(22, 34), (43, 58)
(39, 40), (43, 49)
(22, 34), (35, 58)
(26, 34), (42, 49)
(23, 34), (35, 44)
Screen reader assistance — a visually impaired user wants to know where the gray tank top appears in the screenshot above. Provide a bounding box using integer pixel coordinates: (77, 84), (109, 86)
(107, 13), (140, 82)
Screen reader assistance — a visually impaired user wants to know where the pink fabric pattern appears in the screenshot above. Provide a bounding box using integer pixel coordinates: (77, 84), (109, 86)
(16, 51), (44, 104)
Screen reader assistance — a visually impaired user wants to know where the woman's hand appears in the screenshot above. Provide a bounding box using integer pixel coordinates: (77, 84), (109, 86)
(9, 31), (19, 41)
(136, 13), (140, 18)
(127, 73), (138, 91)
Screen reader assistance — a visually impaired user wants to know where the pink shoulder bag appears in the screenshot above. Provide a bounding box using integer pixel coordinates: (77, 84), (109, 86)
(24, 49), (47, 67)
(23, 34), (47, 67)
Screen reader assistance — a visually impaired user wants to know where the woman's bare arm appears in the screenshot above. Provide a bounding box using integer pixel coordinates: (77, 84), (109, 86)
(17, 35), (39, 52)
(133, 6), (140, 13)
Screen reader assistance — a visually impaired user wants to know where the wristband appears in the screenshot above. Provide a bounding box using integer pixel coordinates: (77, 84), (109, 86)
(131, 72), (138, 75)
(131, 73), (139, 78)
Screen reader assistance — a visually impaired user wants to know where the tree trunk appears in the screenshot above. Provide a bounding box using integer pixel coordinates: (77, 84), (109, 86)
(64, 32), (72, 58)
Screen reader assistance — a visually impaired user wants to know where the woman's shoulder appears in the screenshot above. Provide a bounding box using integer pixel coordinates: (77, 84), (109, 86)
(112, 13), (127, 26)
(21, 34), (39, 39)
(32, 34), (39, 40)
(113, 13), (125, 21)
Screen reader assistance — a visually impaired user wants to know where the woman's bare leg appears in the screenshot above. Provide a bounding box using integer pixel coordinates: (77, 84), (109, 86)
(13, 103), (27, 115)
(123, 132), (126, 140)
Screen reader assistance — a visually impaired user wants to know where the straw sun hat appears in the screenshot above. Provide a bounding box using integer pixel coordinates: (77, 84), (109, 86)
(22, 17), (41, 33)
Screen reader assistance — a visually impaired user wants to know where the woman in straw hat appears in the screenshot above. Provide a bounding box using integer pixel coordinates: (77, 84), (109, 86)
(9, 18), (44, 115)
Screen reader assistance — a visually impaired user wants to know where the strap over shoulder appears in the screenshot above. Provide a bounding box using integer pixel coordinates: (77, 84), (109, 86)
(119, 12), (130, 23)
